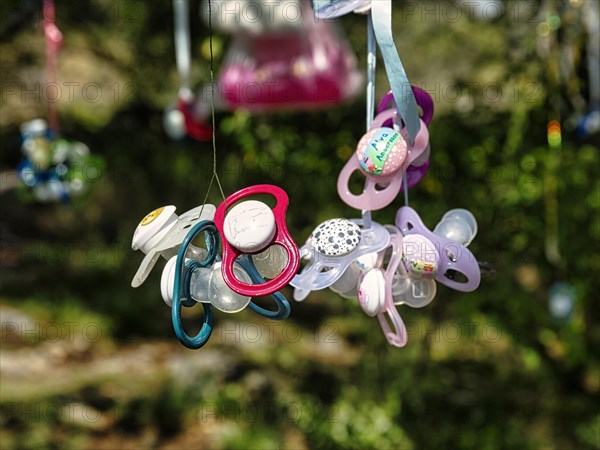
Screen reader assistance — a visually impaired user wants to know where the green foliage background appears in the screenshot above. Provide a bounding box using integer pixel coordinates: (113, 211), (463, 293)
(1, 1), (599, 449)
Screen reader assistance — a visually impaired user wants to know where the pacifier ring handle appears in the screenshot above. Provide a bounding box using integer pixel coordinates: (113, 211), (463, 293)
(376, 233), (408, 348)
(171, 220), (219, 349)
(214, 184), (300, 297)
(337, 156), (404, 211)
(237, 255), (291, 320)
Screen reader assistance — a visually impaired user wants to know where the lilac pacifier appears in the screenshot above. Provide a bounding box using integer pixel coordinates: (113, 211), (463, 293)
(373, 87), (434, 191)
(395, 206), (481, 292)
(290, 218), (390, 301)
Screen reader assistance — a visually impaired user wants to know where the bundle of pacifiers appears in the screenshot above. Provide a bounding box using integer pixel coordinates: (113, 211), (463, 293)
(131, 185), (300, 349)
(17, 119), (97, 203)
(289, 0), (486, 348)
(134, 0), (488, 349)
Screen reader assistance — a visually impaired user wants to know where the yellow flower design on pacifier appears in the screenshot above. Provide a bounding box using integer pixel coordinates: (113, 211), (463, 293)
(140, 207), (165, 226)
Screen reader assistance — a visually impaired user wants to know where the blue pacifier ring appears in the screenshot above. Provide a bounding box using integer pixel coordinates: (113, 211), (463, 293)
(172, 220), (219, 349)
(237, 255), (291, 320)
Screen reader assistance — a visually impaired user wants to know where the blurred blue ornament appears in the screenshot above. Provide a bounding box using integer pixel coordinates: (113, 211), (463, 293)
(576, 108), (600, 138)
(16, 118), (95, 203)
(548, 282), (575, 321)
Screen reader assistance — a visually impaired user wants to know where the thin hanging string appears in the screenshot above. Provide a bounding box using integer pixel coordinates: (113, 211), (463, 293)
(361, 12), (377, 228)
(403, 174), (409, 206)
(43, 0), (62, 136)
(200, 0), (227, 213)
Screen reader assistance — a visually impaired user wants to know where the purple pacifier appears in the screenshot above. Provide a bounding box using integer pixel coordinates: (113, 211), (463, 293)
(395, 206), (481, 292)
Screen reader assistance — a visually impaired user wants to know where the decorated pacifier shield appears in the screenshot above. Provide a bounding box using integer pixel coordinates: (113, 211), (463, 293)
(356, 128), (407, 176)
(310, 219), (361, 256)
(402, 234), (439, 278)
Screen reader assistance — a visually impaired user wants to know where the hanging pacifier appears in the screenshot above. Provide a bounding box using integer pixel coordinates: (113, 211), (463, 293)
(290, 218), (390, 301)
(395, 206), (481, 292)
(131, 204), (217, 287)
(357, 233), (408, 347)
(213, 185), (300, 297)
(337, 118), (429, 210)
(164, 0), (211, 141)
(164, 97), (212, 141)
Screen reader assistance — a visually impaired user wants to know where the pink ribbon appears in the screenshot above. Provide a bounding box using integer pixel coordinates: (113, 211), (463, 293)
(43, 0), (63, 135)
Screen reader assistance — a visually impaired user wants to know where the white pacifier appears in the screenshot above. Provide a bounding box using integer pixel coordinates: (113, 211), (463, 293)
(357, 268), (386, 316)
(329, 252), (378, 299)
(290, 218), (390, 301)
(131, 204), (216, 287)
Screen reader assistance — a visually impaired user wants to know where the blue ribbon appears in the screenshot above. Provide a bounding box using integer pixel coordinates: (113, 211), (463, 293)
(311, 0), (420, 144)
(371, 0), (420, 144)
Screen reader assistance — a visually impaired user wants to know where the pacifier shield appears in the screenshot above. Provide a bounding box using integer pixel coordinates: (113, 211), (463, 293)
(310, 219), (361, 256)
(223, 200), (276, 253)
(356, 127), (407, 176)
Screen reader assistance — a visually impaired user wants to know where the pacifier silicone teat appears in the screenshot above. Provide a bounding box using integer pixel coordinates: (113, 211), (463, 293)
(161, 256), (252, 313)
(329, 252), (378, 298)
(214, 185), (300, 297)
(433, 209), (478, 247)
(395, 206), (481, 292)
(290, 218), (390, 301)
(131, 204), (216, 288)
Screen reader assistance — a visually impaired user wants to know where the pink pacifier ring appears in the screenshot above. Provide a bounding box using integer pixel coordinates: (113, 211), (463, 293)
(376, 234), (408, 348)
(337, 158), (404, 211)
(214, 185), (300, 297)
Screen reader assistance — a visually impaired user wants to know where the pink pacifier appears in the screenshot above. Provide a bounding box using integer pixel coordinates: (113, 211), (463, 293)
(395, 206), (481, 292)
(337, 127), (407, 211)
(213, 185), (300, 297)
(337, 118), (430, 211)
(357, 233), (408, 347)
